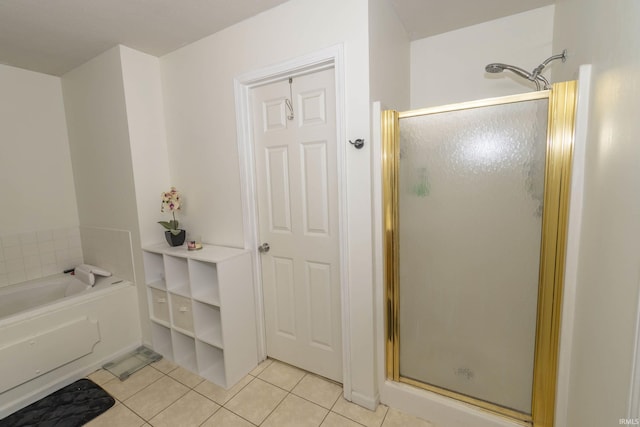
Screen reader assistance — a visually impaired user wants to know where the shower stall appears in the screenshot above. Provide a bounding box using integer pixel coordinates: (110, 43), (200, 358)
(382, 81), (577, 426)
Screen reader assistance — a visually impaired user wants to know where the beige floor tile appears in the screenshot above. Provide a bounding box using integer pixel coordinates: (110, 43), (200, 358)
(332, 398), (388, 427)
(321, 412), (364, 427)
(381, 407), (434, 427)
(195, 375), (253, 405)
(262, 393), (328, 427)
(292, 374), (342, 409)
(225, 378), (287, 425)
(151, 358), (178, 374)
(168, 366), (204, 388)
(101, 366), (163, 401)
(201, 408), (255, 427)
(87, 369), (117, 386)
(124, 375), (189, 420)
(249, 358), (273, 376)
(149, 390), (220, 427)
(82, 360), (430, 427)
(257, 360), (305, 390)
(85, 402), (145, 427)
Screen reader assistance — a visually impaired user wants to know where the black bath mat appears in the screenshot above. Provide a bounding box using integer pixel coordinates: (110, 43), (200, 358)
(0, 379), (114, 427)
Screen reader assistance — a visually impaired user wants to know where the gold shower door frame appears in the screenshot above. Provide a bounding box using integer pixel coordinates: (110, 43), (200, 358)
(382, 81), (577, 427)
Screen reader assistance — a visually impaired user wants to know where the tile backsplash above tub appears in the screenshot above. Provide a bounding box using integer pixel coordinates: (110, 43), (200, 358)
(0, 228), (84, 287)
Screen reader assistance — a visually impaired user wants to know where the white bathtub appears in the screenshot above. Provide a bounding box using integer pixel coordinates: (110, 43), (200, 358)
(0, 274), (94, 319)
(0, 273), (142, 418)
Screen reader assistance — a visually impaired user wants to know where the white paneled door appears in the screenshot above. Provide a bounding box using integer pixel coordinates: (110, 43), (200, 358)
(251, 68), (342, 382)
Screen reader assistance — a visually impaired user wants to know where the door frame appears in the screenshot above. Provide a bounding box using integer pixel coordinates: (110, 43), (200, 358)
(234, 45), (351, 394)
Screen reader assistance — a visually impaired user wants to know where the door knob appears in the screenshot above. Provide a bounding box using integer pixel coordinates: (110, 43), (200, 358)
(258, 243), (270, 253)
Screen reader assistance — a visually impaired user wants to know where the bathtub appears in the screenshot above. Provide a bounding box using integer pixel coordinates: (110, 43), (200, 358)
(0, 273), (95, 319)
(0, 273), (142, 418)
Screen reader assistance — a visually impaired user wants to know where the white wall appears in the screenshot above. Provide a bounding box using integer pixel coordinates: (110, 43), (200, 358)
(369, 0), (411, 112)
(410, 5), (555, 109)
(62, 47), (138, 233)
(552, 1), (640, 425)
(120, 45), (171, 247)
(0, 65), (82, 286)
(161, 0), (377, 405)
(0, 65), (78, 235)
(119, 45), (171, 344)
(61, 45), (144, 337)
(161, 0), (369, 247)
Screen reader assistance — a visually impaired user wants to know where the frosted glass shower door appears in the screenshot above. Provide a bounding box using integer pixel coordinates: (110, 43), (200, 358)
(397, 98), (549, 415)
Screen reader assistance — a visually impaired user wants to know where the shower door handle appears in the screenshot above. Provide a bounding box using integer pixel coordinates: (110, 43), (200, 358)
(258, 243), (270, 253)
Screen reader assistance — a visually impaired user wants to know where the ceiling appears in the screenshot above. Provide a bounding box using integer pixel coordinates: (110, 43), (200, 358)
(0, 0), (554, 76)
(391, 0), (554, 40)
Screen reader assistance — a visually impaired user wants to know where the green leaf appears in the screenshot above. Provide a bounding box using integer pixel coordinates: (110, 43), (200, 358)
(170, 229), (183, 236)
(158, 221), (173, 230)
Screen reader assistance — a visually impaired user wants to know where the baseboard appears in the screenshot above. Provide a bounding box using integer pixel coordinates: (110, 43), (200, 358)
(350, 390), (380, 411)
(380, 380), (522, 427)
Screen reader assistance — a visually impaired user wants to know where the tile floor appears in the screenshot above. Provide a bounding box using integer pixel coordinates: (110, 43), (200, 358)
(86, 358), (434, 427)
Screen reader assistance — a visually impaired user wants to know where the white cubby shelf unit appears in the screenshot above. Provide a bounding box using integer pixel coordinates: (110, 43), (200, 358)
(142, 243), (258, 389)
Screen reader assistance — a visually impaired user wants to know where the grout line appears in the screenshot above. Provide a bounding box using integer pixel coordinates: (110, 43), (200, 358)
(118, 369), (189, 422)
(318, 406), (331, 426)
(380, 408), (390, 427)
(292, 371), (307, 389)
(191, 376), (249, 406)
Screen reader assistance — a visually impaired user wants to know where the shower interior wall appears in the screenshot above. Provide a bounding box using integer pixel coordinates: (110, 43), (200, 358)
(410, 5), (555, 109)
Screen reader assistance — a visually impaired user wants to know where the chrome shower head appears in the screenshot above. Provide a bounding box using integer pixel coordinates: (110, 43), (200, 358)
(484, 50), (567, 91)
(485, 63), (535, 80)
(485, 63), (505, 73)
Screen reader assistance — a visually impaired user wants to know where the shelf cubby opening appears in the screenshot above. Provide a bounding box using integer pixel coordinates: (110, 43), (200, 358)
(193, 301), (223, 348)
(172, 330), (198, 372)
(189, 259), (220, 306)
(164, 255), (190, 296)
(143, 251), (166, 288)
(150, 323), (173, 361)
(196, 341), (226, 386)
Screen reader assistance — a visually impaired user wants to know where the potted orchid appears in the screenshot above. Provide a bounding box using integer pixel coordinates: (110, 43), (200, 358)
(159, 187), (186, 246)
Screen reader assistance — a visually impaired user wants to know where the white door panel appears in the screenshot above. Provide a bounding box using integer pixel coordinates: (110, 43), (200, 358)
(252, 68), (342, 382)
(272, 256), (296, 338)
(301, 141), (330, 235)
(265, 146), (292, 232)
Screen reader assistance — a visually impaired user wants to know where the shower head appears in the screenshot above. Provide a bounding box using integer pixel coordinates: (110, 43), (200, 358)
(485, 63), (505, 73)
(485, 63), (535, 80)
(484, 49), (567, 91)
